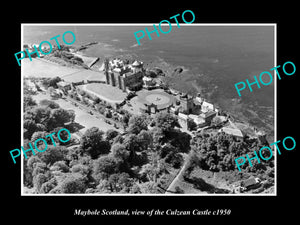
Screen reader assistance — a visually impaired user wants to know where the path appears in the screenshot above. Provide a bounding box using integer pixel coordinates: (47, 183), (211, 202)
(166, 160), (189, 193)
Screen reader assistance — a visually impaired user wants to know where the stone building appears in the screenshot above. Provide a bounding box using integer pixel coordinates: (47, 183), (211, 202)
(176, 93), (195, 114)
(104, 58), (144, 92)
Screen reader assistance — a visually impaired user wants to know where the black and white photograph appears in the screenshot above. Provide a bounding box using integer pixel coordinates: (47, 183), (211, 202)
(3, 4), (298, 224)
(21, 24), (276, 195)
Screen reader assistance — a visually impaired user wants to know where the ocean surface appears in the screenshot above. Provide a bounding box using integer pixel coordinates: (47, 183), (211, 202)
(23, 25), (275, 138)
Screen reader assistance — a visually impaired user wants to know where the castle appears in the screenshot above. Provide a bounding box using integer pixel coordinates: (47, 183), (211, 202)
(104, 58), (144, 92)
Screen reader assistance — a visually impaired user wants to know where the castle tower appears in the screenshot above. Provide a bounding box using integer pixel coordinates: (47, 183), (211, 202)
(110, 72), (116, 86)
(179, 94), (194, 114)
(104, 58), (110, 85)
(121, 76), (127, 92)
(117, 75), (122, 90)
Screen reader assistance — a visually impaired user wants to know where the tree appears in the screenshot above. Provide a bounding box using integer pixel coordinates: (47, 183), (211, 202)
(95, 103), (106, 114)
(138, 181), (159, 194)
(59, 173), (87, 193)
(165, 152), (183, 169)
(168, 130), (191, 153)
(28, 107), (51, 125)
(112, 134), (124, 145)
(93, 155), (121, 181)
(39, 178), (57, 194)
(150, 127), (165, 145)
(30, 131), (48, 145)
(24, 95), (37, 109)
(80, 127), (110, 159)
(139, 161), (162, 183)
(33, 173), (48, 193)
(49, 77), (62, 88)
(71, 164), (90, 176)
(123, 134), (141, 153)
(96, 179), (113, 193)
(129, 184), (141, 194)
(24, 119), (39, 139)
(104, 109), (112, 118)
(94, 97), (101, 104)
(174, 186), (184, 194)
(136, 130), (153, 150)
(67, 110), (75, 123)
(48, 108), (73, 129)
(187, 118), (197, 131)
(120, 111), (130, 127)
(32, 162), (48, 177)
(50, 127), (71, 146)
(111, 144), (130, 161)
(27, 156), (42, 171)
(35, 123), (47, 132)
(105, 129), (119, 142)
(51, 161), (69, 173)
(37, 146), (66, 165)
(107, 173), (132, 193)
(42, 76), (62, 89)
(153, 112), (180, 133)
(79, 90), (86, 96)
(127, 114), (149, 134)
(159, 143), (177, 158)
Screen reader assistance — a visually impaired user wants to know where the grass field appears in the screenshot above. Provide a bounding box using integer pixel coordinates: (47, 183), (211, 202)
(84, 83), (127, 103)
(22, 58), (80, 78)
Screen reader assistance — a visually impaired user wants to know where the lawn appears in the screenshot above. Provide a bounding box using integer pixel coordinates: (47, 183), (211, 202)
(84, 83), (127, 103)
(22, 58), (80, 78)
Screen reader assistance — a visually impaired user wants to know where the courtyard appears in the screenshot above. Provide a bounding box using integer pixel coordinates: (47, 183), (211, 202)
(123, 89), (176, 115)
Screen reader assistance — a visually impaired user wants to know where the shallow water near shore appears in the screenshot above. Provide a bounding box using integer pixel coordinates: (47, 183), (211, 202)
(23, 25), (275, 139)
